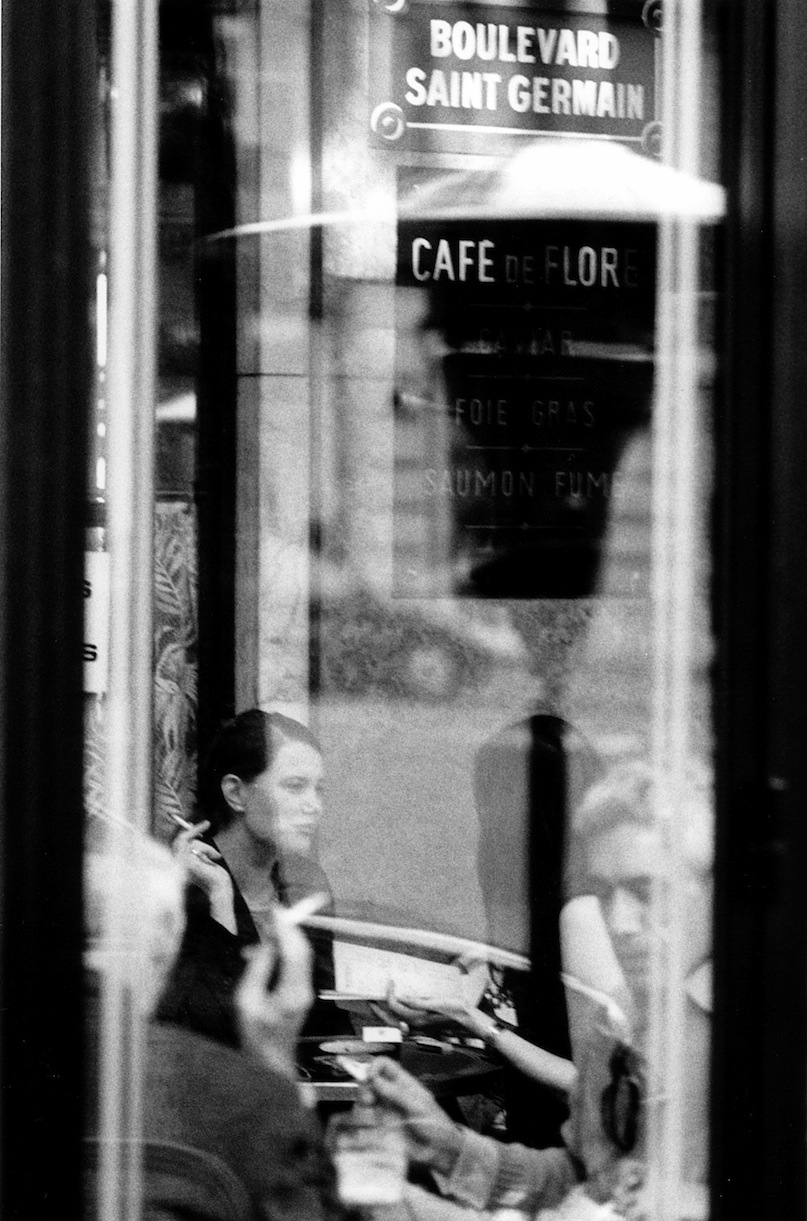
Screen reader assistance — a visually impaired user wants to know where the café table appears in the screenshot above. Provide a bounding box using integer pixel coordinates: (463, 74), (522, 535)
(296, 1032), (502, 1106)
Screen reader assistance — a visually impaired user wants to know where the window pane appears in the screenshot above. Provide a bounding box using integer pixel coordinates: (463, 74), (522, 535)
(96, 2), (723, 1218)
(216, 5), (718, 1213)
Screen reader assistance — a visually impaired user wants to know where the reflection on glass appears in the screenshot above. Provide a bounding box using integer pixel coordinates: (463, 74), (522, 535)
(90, 2), (721, 1218)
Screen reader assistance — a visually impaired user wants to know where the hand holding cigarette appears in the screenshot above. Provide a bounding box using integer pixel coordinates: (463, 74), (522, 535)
(168, 813), (237, 934)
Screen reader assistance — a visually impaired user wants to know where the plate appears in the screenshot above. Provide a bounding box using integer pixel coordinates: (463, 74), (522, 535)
(319, 1039), (386, 1055)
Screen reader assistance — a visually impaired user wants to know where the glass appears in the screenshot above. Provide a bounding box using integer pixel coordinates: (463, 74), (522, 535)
(92, 1), (721, 1218)
(326, 1103), (408, 1206)
(164, 1), (716, 1215)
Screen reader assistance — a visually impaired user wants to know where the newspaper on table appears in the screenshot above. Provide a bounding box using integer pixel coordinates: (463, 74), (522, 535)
(306, 913), (528, 1007)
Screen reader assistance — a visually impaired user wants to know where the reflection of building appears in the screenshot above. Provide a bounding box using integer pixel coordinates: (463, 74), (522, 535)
(137, 9), (724, 1180)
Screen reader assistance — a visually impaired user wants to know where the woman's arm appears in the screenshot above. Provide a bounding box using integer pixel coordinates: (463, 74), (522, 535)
(384, 990), (577, 1094)
(473, 1016), (577, 1094)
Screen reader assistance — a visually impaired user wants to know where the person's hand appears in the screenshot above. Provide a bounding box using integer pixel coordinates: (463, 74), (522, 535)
(366, 1057), (462, 1175)
(374, 984), (428, 1028)
(382, 958), (490, 1032)
(171, 820), (236, 933)
(235, 911), (313, 1079)
(399, 996), (497, 1042)
(381, 986), (473, 1029)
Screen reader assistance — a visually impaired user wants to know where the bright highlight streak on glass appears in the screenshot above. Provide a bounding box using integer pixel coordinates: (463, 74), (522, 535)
(96, 272), (108, 367)
(290, 146), (311, 216)
(96, 457), (106, 492)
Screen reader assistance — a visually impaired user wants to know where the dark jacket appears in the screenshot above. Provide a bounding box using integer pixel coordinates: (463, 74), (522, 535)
(84, 983), (348, 1221)
(156, 851), (350, 1046)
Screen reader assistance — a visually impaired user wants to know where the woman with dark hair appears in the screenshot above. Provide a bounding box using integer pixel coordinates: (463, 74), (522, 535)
(157, 709), (350, 1045)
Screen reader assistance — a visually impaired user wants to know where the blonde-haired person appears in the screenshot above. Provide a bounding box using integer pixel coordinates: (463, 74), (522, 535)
(83, 834), (347, 1221)
(566, 754), (713, 1188)
(567, 756), (713, 1038)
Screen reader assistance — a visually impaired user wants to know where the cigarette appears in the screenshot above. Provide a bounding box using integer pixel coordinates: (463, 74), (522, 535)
(278, 892), (330, 926)
(335, 1054), (372, 1082)
(169, 812), (196, 831)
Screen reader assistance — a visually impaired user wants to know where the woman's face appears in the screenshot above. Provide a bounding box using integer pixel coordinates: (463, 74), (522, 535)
(242, 738), (324, 856)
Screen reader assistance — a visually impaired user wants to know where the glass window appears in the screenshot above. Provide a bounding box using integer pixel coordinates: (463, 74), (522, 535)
(207, 3), (718, 1215)
(91, 2), (724, 1218)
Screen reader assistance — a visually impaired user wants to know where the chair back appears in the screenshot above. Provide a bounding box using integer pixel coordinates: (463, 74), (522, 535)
(83, 1136), (254, 1221)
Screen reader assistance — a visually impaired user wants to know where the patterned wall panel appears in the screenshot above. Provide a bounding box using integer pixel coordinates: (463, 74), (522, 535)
(153, 500), (199, 836)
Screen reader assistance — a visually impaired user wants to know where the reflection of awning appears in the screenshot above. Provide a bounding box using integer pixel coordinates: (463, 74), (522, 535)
(397, 139), (726, 223)
(206, 140), (725, 245)
(305, 912), (530, 971)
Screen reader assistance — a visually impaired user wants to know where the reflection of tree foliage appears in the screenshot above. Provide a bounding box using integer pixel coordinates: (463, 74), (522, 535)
(153, 503), (198, 835)
(506, 599), (595, 706)
(82, 506), (198, 843)
(83, 697), (107, 840)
